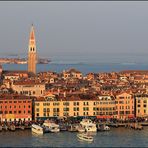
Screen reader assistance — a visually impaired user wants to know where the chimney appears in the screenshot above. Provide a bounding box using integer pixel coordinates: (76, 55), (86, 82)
(64, 91), (66, 98)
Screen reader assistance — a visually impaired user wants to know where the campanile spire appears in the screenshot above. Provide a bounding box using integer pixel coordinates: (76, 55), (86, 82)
(28, 24), (37, 74)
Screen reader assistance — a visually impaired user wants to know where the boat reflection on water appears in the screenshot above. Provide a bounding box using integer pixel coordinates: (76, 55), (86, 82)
(85, 131), (97, 136)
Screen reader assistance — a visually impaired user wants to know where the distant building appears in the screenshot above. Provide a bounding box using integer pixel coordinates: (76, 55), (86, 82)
(63, 68), (83, 80)
(11, 80), (45, 97)
(28, 24), (37, 75)
(0, 65), (2, 80)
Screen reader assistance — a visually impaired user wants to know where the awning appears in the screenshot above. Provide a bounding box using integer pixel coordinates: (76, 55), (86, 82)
(128, 115), (135, 118)
(97, 115), (113, 119)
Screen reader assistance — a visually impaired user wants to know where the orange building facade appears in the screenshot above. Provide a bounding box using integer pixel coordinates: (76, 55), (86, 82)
(115, 92), (135, 120)
(0, 95), (32, 122)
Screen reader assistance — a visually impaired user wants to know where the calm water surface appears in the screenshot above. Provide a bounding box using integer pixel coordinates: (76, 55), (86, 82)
(2, 63), (148, 74)
(0, 127), (148, 147)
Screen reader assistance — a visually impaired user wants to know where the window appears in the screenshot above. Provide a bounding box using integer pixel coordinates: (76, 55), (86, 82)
(46, 103), (50, 106)
(143, 100), (147, 104)
(28, 111), (31, 114)
(9, 111), (12, 114)
(63, 108), (69, 111)
(35, 103), (39, 106)
(18, 111), (21, 114)
(53, 108), (59, 112)
(36, 108), (39, 112)
(119, 111), (124, 114)
(36, 113), (39, 117)
(83, 107), (89, 111)
(119, 96), (124, 99)
(144, 104), (147, 108)
(63, 102), (69, 106)
(53, 102), (59, 106)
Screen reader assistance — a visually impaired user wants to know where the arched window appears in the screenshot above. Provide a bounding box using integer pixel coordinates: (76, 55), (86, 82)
(30, 47), (32, 51)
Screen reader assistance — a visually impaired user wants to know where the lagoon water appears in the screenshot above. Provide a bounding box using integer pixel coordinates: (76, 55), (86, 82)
(0, 127), (148, 147)
(2, 62), (148, 74)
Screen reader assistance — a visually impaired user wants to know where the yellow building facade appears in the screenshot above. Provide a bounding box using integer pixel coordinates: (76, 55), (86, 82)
(34, 96), (116, 120)
(135, 95), (148, 118)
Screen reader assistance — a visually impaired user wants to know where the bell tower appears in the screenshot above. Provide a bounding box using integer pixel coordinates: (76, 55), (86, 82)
(28, 24), (37, 74)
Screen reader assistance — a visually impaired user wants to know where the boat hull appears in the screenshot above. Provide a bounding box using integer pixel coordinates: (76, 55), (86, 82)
(77, 134), (93, 142)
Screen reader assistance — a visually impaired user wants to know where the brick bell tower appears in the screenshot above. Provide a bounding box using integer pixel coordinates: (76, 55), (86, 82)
(28, 24), (37, 74)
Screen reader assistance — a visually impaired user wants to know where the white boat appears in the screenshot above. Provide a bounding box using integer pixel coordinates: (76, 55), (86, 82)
(77, 126), (85, 132)
(77, 133), (93, 142)
(32, 124), (44, 135)
(98, 124), (110, 131)
(43, 120), (60, 133)
(80, 119), (97, 132)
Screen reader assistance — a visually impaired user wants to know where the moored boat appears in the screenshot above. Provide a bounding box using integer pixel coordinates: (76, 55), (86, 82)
(3, 125), (8, 131)
(77, 126), (85, 132)
(67, 124), (78, 132)
(9, 125), (15, 131)
(97, 124), (110, 131)
(32, 124), (44, 135)
(43, 120), (60, 133)
(80, 119), (97, 132)
(0, 125), (2, 132)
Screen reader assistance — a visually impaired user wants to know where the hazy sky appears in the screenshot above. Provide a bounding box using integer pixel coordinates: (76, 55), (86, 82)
(0, 2), (148, 63)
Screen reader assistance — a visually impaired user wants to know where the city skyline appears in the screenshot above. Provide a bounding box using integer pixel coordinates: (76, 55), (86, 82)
(0, 2), (148, 63)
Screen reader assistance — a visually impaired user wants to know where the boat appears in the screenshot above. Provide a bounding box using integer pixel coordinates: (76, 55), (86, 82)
(32, 124), (44, 135)
(97, 124), (110, 131)
(0, 125), (2, 132)
(80, 119), (97, 132)
(67, 124), (78, 132)
(77, 133), (93, 142)
(9, 125), (15, 131)
(43, 120), (60, 133)
(3, 125), (8, 131)
(20, 125), (25, 130)
(59, 124), (67, 131)
(77, 125), (85, 132)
